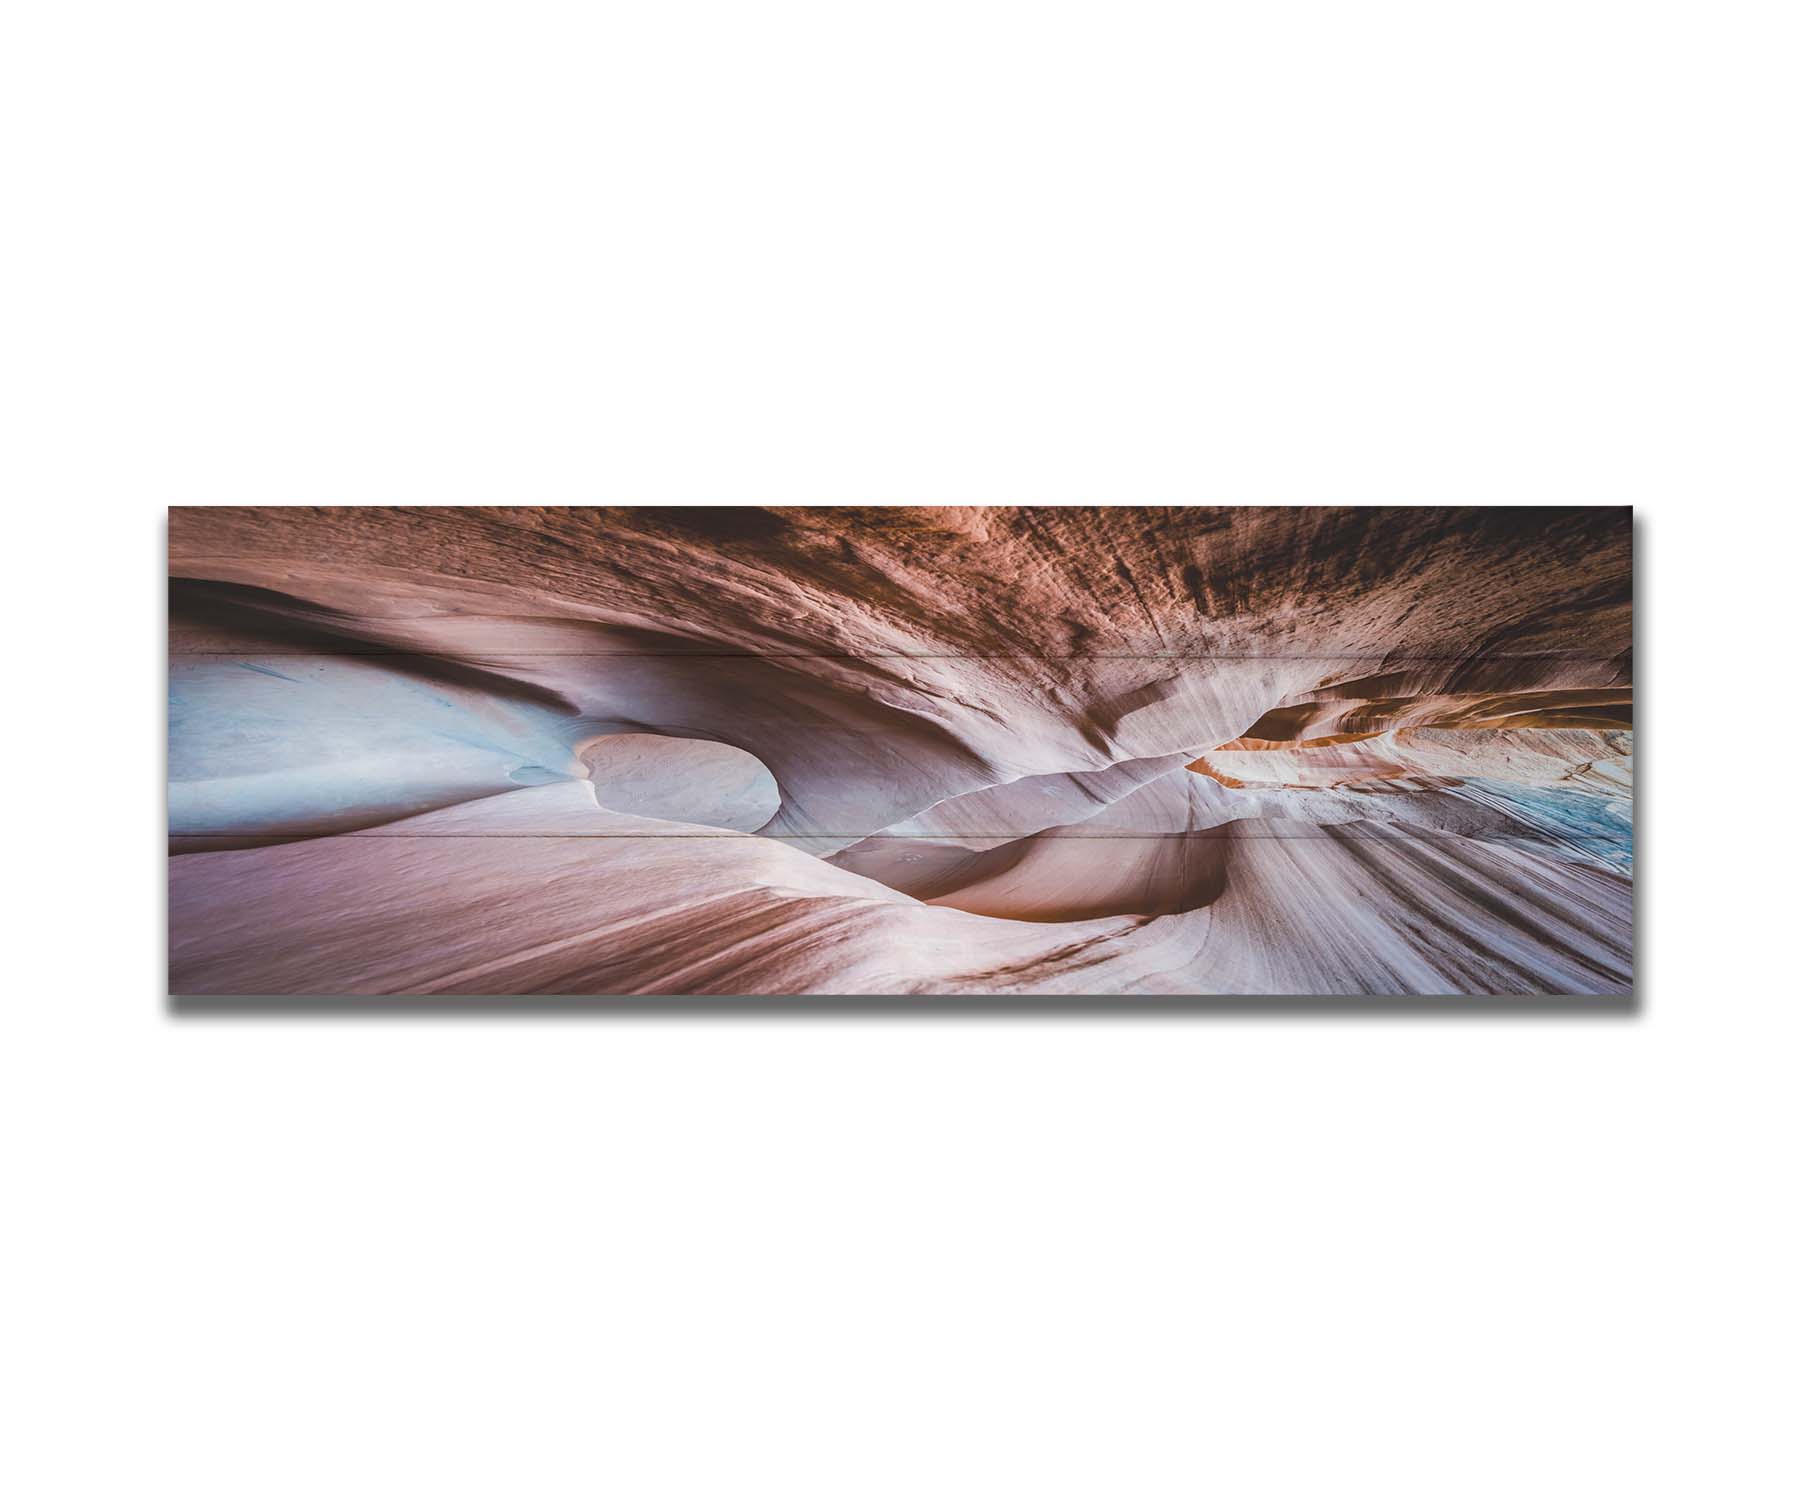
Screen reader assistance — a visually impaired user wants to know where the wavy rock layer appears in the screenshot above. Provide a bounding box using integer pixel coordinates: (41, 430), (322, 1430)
(168, 506), (1632, 996)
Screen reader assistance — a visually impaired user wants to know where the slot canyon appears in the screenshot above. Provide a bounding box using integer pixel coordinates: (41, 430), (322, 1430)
(168, 506), (1632, 997)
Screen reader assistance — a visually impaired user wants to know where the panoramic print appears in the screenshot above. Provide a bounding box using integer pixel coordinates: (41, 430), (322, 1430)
(168, 506), (1633, 998)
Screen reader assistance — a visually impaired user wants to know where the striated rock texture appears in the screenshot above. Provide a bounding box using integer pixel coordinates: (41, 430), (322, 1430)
(168, 506), (1633, 997)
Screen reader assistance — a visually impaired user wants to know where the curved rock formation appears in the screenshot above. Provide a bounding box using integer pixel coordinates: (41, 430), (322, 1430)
(168, 505), (1632, 996)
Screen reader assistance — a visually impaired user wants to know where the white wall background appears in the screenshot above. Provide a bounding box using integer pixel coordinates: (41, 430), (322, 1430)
(4, 3), (1794, 1496)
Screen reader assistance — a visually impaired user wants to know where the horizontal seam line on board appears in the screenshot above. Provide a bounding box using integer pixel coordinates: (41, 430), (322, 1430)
(169, 831), (1635, 841)
(167, 651), (1632, 661)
